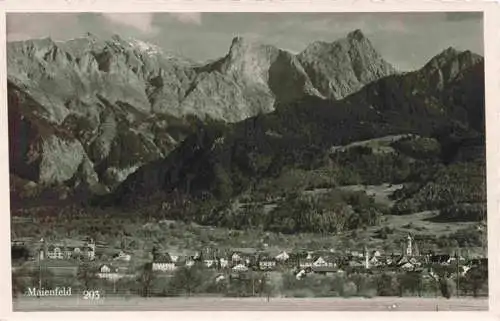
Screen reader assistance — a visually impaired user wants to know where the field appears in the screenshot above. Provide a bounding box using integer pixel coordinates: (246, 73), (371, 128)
(13, 296), (488, 311)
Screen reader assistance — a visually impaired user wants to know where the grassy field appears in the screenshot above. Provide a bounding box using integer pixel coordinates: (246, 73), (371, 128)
(330, 134), (408, 154)
(339, 183), (403, 207)
(12, 296), (488, 311)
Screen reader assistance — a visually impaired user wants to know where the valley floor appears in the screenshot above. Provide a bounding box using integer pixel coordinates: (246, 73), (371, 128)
(12, 296), (488, 311)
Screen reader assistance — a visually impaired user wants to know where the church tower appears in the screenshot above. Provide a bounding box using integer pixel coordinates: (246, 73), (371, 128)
(405, 234), (418, 257)
(38, 238), (46, 261)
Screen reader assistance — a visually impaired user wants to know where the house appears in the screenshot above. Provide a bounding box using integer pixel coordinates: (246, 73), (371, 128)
(67, 239), (96, 260)
(185, 256), (196, 268)
(428, 254), (451, 265)
(199, 249), (220, 268)
(299, 258), (314, 270)
(47, 245), (64, 259)
(97, 264), (120, 280)
(47, 245), (76, 259)
(295, 252), (315, 269)
(203, 258), (217, 268)
(232, 263), (249, 273)
(408, 257), (421, 266)
(192, 251), (202, 261)
(296, 269), (307, 280)
(286, 252), (303, 267)
(231, 252), (243, 263)
(312, 256), (336, 268)
(152, 253), (176, 272)
(44, 238), (95, 261)
(399, 262), (416, 271)
(215, 274), (226, 283)
(219, 258), (229, 269)
(384, 256), (395, 266)
(369, 255), (382, 266)
(275, 251), (290, 262)
(395, 256), (417, 271)
(350, 251), (363, 258)
(312, 266), (338, 276)
(349, 259), (366, 269)
(230, 251), (254, 268)
(230, 248), (255, 264)
(384, 253), (405, 266)
(468, 258), (487, 267)
(174, 255), (197, 269)
(258, 256), (277, 271)
(113, 251), (131, 262)
(461, 265), (472, 276)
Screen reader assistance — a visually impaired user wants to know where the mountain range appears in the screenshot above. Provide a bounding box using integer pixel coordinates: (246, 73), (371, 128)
(8, 30), (397, 197)
(8, 30), (486, 233)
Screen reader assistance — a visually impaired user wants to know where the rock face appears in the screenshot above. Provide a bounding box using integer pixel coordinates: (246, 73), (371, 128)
(297, 30), (397, 99)
(107, 47), (484, 208)
(422, 47), (483, 91)
(7, 30), (396, 201)
(188, 36), (324, 121)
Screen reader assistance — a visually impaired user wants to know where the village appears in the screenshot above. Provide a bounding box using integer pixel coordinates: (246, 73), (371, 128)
(12, 233), (488, 294)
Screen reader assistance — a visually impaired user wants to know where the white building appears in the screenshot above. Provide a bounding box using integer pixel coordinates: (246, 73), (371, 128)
(275, 251), (290, 262)
(232, 264), (248, 272)
(113, 251), (131, 262)
(152, 254), (176, 272)
(97, 264), (121, 280)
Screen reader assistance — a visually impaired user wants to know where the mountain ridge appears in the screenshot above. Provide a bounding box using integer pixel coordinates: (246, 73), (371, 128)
(103, 48), (484, 215)
(8, 30), (482, 207)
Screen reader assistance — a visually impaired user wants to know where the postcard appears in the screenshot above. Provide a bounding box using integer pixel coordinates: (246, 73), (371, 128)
(0, 0), (499, 319)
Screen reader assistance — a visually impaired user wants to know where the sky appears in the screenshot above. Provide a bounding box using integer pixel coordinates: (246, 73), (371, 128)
(6, 12), (483, 71)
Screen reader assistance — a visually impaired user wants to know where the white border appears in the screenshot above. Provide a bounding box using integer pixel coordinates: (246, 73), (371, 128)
(0, 1), (499, 321)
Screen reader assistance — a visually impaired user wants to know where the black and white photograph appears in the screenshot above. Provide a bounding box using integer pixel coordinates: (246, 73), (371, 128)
(6, 9), (489, 311)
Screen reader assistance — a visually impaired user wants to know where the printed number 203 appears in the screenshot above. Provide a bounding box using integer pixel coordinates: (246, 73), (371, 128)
(82, 290), (100, 300)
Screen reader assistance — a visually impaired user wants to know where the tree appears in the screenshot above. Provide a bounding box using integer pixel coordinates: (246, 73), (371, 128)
(168, 263), (208, 297)
(137, 263), (156, 297)
(76, 262), (97, 289)
(439, 277), (456, 299)
(72, 251), (83, 261)
(12, 245), (31, 262)
(398, 272), (422, 296)
(257, 272), (276, 299)
(462, 266), (487, 297)
(152, 246), (160, 261)
(376, 273), (399, 296)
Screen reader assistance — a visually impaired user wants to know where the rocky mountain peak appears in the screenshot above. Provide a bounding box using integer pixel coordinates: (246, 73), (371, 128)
(219, 36), (281, 80)
(347, 29), (367, 42)
(230, 36), (246, 48)
(226, 36), (279, 59)
(442, 46), (460, 55)
(425, 46), (482, 67)
(297, 29), (397, 99)
(423, 46), (483, 90)
(425, 47), (461, 67)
